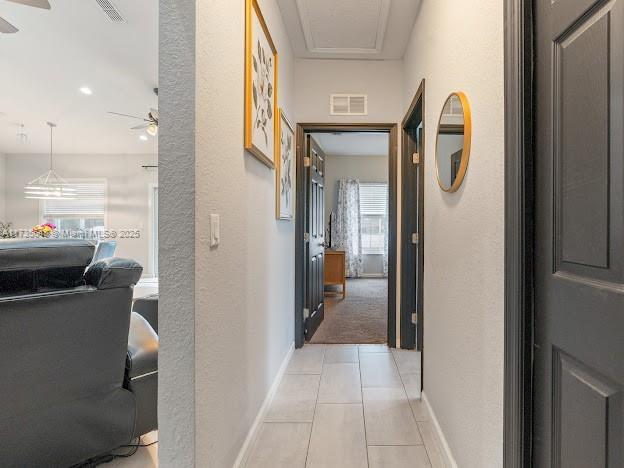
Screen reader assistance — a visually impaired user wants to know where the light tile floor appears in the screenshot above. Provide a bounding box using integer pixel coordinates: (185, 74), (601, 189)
(246, 344), (449, 468)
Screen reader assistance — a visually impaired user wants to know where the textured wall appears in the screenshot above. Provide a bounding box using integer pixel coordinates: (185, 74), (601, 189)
(194, 0), (296, 465)
(402, 1), (505, 466)
(4, 153), (157, 275)
(294, 59), (404, 123)
(159, 0), (196, 465)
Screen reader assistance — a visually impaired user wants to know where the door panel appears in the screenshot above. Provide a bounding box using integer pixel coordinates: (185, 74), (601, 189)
(534, 0), (624, 466)
(305, 136), (325, 340)
(400, 119), (423, 351)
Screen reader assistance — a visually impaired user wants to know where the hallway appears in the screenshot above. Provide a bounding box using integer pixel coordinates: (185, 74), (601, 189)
(244, 345), (448, 468)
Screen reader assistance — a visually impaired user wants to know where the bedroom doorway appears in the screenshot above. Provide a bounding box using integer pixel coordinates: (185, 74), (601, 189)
(294, 123), (398, 348)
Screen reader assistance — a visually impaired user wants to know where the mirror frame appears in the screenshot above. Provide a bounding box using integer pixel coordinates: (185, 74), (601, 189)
(435, 92), (472, 193)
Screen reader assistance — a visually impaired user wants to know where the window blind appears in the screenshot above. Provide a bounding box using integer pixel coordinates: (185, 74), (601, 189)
(42, 181), (106, 218)
(359, 183), (388, 216)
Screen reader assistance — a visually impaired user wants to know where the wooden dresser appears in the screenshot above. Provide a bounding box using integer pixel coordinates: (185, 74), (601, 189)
(324, 249), (346, 298)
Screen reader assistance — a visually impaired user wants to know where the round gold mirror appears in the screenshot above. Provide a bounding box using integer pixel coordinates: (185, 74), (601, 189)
(435, 92), (472, 192)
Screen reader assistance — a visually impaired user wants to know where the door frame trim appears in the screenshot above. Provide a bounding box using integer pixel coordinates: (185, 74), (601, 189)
(294, 123), (399, 348)
(504, 0), (534, 466)
(400, 79), (425, 353)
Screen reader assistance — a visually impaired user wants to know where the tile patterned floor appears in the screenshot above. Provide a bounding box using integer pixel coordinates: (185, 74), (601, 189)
(245, 344), (449, 468)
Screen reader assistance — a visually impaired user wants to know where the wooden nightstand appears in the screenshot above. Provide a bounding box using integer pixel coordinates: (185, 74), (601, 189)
(324, 249), (346, 298)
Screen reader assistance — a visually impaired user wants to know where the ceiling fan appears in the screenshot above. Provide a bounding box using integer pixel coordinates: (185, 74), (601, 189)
(0, 0), (51, 34)
(108, 108), (159, 136)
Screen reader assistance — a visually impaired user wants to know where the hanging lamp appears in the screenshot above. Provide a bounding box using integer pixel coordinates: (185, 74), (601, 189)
(24, 122), (76, 200)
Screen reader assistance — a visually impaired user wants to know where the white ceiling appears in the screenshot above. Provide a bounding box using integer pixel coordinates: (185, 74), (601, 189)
(313, 132), (389, 157)
(0, 0), (158, 155)
(277, 0), (420, 60)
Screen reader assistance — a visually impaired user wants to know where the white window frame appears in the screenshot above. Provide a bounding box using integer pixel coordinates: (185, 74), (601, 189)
(359, 182), (388, 256)
(39, 178), (108, 235)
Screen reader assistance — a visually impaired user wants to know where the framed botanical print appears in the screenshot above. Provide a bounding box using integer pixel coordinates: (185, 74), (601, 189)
(245, 0), (278, 168)
(277, 109), (295, 220)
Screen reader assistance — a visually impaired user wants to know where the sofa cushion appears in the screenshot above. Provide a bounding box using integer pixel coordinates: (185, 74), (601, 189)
(84, 257), (143, 289)
(0, 239), (95, 295)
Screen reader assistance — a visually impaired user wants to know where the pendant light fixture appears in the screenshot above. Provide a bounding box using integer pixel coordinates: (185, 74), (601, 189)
(24, 122), (76, 200)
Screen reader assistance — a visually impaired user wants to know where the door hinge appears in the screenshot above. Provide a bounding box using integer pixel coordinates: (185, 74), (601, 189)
(303, 308), (310, 319)
(411, 232), (419, 244)
(304, 232), (310, 242)
(304, 156), (311, 167)
(412, 152), (420, 165)
(412, 312), (417, 325)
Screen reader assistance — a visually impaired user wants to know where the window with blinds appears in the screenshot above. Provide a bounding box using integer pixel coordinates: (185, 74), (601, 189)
(41, 179), (107, 238)
(359, 182), (388, 254)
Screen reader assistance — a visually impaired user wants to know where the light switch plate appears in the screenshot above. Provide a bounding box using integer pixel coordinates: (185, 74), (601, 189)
(210, 214), (220, 247)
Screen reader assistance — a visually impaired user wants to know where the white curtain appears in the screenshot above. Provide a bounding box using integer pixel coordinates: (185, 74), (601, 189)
(334, 178), (363, 278)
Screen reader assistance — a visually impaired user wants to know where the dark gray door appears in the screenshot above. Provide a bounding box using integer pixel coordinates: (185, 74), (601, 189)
(534, 0), (624, 466)
(305, 135), (325, 340)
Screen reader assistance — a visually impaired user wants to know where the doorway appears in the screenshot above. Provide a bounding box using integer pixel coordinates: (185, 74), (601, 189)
(401, 79), (425, 354)
(294, 124), (398, 348)
(309, 132), (390, 344)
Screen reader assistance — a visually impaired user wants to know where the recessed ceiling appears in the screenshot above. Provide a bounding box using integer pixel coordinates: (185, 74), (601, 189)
(0, 0), (157, 155)
(278, 0), (420, 60)
(312, 132), (389, 157)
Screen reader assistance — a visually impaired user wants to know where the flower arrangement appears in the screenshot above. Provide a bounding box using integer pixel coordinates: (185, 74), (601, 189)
(32, 222), (56, 238)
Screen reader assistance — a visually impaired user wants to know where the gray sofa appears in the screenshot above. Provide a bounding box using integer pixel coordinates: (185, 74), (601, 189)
(0, 239), (158, 467)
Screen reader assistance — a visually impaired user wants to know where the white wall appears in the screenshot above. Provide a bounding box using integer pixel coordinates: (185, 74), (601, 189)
(324, 154), (389, 226)
(159, 0), (196, 463)
(3, 153), (158, 276)
(295, 59), (403, 123)
(403, 1), (505, 466)
(193, 0), (296, 465)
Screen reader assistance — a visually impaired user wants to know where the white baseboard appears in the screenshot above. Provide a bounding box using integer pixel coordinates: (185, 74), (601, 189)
(422, 391), (458, 468)
(233, 342), (295, 468)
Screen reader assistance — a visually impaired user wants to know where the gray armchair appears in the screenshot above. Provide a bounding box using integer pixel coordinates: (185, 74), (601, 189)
(0, 239), (158, 467)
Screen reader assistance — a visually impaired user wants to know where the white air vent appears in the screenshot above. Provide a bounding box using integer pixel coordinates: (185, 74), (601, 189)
(330, 94), (368, 116)
(95, 0), (125, 22)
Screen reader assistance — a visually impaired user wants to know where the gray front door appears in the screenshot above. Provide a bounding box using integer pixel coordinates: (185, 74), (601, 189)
(534, 0), (624, 466)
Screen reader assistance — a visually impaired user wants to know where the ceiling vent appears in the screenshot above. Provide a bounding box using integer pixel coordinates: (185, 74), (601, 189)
(330, 94), (368, 116)
(95, 0), (125, 22)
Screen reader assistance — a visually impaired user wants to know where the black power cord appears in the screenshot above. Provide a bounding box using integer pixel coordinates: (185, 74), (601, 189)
(71, 436), (158, 467)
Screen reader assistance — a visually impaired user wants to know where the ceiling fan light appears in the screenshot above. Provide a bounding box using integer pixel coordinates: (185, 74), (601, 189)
(146, 124), (158, 137)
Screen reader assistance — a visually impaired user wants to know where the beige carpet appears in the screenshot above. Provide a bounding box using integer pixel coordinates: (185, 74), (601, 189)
(309, 278), (388, 344)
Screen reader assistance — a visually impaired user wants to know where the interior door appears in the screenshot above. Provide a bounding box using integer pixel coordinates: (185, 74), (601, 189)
(305, 135), (326, 340)
(534, 0), (624, 466)
(401, 116), (423, 351)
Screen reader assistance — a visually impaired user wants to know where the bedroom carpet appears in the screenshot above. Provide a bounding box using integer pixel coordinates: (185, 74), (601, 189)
(309, 278), (388, 344)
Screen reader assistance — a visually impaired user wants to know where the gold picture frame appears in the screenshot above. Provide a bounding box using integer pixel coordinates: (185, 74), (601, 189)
(276, 109), (295, 220)
(245, 0), (278, 168)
